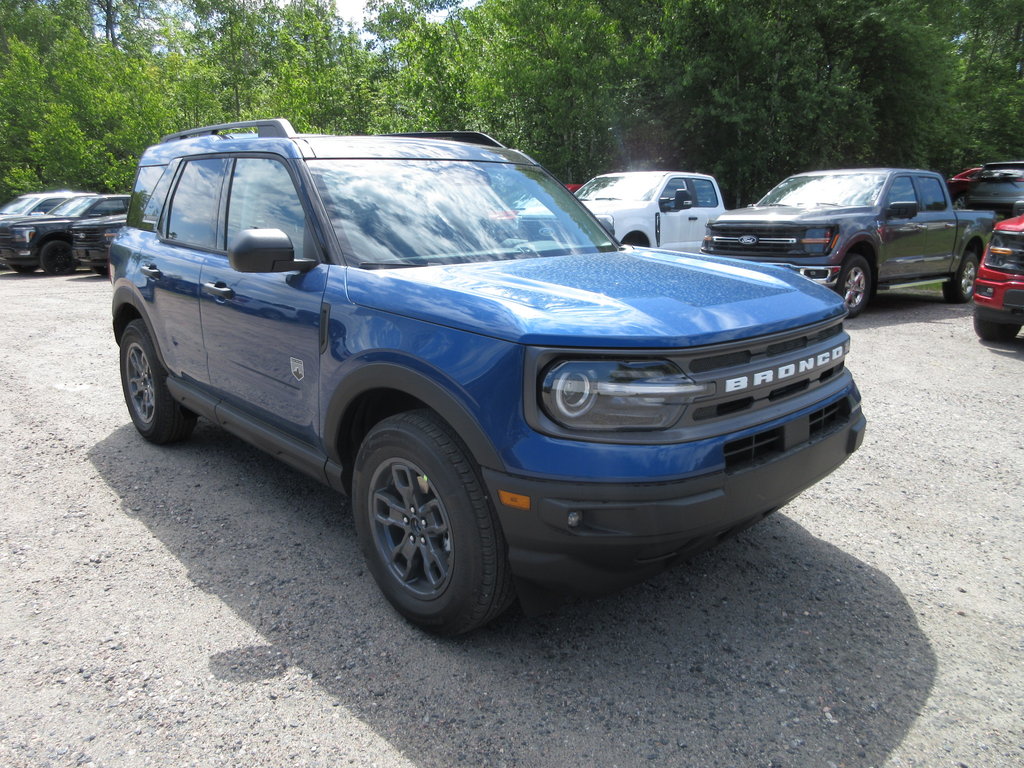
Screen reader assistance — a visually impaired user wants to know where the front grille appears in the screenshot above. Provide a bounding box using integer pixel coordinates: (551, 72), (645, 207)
(73, 228), (106, 246)
(706, 224), (802, 255)
(724, 427), (785, 469)
(0, 228), (12, 248)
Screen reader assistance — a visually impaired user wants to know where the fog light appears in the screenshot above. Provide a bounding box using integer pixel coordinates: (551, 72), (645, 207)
(567, 510), (582, 528)
(976, 285), (994, 298)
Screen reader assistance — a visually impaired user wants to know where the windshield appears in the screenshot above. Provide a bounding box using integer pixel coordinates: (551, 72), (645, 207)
(758, 172), (887, 208)
(0, 196), (40, 215)
(308, 159), (616, 267)
(576, 174), (661, 202)
(48, 196), (97, 217)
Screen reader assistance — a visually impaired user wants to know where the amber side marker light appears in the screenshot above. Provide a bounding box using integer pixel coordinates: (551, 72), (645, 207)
(498, 490), (531, 510)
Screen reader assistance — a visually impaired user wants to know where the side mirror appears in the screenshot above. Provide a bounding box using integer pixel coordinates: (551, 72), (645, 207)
(885, 200), (919, 219)
(228, 228), (315, 273)
(1013, 199), (1024, 217)
(659, 189), (694, 212)
(594, 213), (615, 236)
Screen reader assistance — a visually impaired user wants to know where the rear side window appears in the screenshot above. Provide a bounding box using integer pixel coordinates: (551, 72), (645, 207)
(165, 158), (229, 249)
(691, 178), (719, 207)
(915, 176), (947, 212)
(128, 164), (168, 231)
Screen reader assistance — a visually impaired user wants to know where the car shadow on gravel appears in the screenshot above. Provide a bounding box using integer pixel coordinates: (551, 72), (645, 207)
(89, 423), (935, 768)
(845, 289), (975, 331)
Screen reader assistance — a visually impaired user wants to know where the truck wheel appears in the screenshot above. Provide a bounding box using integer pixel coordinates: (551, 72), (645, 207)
(837, 254), (871, 318)
(39, 240), (76, 275)
(119, 319), (196, 444)
(621, 232), (650, 247)
(943, 249), (978, 303)
(352, 410), (514, 635)
(974, 315), (1021, 342)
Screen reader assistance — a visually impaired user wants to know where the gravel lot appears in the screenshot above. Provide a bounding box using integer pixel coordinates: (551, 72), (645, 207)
(1, 270), (1021, 768)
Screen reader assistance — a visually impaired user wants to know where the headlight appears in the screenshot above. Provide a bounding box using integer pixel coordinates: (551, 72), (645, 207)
(800, 227), (836, 254)
(985, 232), (1024, 273)
(11, 226), (35, 243)
(540, 360), (711, 431)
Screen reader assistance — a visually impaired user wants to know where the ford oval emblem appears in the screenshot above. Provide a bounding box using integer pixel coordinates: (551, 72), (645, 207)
(739, 235), (758, 246)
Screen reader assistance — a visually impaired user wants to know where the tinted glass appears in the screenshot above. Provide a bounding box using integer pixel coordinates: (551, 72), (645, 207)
(166, 158), (229, 249)
(127, 165), (165, 230)
(227, 158), (308, 260)
(916, 176), (946, 211)
(759, 173), (887, 207)
(886, 176), (917, 205)
(49, 197), (99, 217)
(660, 178), (690, 211)
(309, 159), (615, 267)
(691, 178), (719, 207)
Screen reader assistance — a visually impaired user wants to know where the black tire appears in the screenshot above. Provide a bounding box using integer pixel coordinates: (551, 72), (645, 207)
(943, 248), (979, 303)
(974, 314), (1021, 342)
(39, 240), (76, 275)
(836, 254), (872, 318)
(8, 264), (36, 274)
(352, 410), (514, 635)
(91, 265), (109, 277)
(119, 319), (196, 444)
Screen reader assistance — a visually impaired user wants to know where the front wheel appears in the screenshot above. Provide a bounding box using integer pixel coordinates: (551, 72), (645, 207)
(352, 410), (514, 635)
(943, 249), (979, 303)
(119, 319), (196, 443)
(836, 254), (872, 318)
(974, 314), (1021, 342)
(39, 240), (76, 275)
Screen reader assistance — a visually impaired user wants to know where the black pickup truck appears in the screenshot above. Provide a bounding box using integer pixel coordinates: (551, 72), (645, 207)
(702, 169), (995, 316)
(71, 213), (126, 275)
(0, 194), (129, 274)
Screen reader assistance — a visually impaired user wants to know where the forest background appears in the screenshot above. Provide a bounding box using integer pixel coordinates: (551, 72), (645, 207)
(0, 0), (1021, 207)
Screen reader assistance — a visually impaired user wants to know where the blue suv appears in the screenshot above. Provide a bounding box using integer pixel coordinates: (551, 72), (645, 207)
(110, 119), (865, 634)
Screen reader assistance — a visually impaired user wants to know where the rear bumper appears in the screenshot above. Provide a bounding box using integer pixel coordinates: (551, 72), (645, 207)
(485, 405), (866, 595)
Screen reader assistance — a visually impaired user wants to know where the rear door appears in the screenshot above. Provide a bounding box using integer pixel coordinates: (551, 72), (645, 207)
(198, 155), (328, 447)
(912, 174), (956, 277)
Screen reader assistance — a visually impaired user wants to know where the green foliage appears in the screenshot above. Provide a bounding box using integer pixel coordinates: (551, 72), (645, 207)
(1, 0), (1023, 206)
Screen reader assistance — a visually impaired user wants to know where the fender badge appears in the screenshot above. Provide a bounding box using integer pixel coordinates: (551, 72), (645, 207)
(290, 357), (304, 381)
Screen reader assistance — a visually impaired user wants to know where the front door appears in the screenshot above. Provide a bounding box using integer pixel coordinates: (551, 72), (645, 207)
(198, 156), (328, 447)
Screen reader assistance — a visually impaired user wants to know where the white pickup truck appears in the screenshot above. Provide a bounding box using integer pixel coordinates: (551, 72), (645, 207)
(576, 171), (726, 252)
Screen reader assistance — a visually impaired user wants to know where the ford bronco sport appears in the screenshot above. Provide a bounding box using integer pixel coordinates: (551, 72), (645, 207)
(110, 119), (866, 634)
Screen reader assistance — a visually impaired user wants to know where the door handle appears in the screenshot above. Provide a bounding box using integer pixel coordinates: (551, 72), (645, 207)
(203, 282), (235, 300)
(140, 264), (162, 279)
(689, 216), (698, 221)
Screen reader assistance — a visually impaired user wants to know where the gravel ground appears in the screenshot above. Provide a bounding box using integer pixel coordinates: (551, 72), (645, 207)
(0, 270), (1021, 768)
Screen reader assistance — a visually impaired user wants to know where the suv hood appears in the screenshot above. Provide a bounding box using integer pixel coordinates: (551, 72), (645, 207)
(346, 249), (845, 347)
(0, 214), (79, 228)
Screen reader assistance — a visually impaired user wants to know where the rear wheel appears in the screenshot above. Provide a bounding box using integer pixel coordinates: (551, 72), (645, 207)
(836, 254), (872, 317)
(943, 248), (979, 303)
(974, 314), (1021, 342)
(119, 319), (196, 443)
(352, 410), (514, 635)
(39, 240), (76, 275)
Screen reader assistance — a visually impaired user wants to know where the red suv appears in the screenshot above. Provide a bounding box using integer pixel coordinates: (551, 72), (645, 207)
(974, 215), (1024, 341)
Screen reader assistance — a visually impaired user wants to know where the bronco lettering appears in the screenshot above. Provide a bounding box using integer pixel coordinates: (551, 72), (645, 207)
(724, 344), (849, 393)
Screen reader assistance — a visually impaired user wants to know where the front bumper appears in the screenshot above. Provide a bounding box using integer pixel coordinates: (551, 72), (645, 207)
(0, 247), (36, 267)
(485, 403), (866, 595)
(73, 246), (109, 268)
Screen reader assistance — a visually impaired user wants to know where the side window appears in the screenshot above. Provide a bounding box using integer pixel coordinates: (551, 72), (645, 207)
(915, 176), (947, 212)
(660, 178), (690, 211)
(226, 157), (309, 261)
(690, 178), (719, 208)
(129, 163), (171, 231)
(36, 198), (64, 213)
(93, 198), (126, 215)
(165, 158), (229, 249)
(886, 176), (917, 206)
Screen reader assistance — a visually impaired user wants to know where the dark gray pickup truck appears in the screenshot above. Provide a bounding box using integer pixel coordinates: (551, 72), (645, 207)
(702, 169), (996, 316)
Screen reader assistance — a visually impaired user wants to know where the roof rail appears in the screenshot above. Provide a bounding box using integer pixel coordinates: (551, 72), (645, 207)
(161, 119), (297, 143)
(385, 131), (506, 148)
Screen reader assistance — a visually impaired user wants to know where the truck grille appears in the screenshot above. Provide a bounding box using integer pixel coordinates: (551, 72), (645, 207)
(0, 227), (13, 248)
(705, 224), (801, 255)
